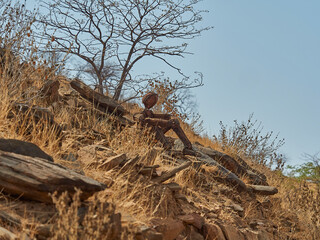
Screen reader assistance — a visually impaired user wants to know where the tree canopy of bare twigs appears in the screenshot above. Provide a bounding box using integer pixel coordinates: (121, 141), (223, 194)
(37, 0), (211, 99)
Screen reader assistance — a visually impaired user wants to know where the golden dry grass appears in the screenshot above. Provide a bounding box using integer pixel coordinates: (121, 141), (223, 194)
(0, 31), (319, 240)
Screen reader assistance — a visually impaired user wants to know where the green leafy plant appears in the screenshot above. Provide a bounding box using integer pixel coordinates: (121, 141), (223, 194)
(287, 153), (320, 182)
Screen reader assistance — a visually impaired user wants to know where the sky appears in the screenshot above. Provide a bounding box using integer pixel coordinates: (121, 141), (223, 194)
(25, 0), (320, 166)
(186, 0), (320, 165)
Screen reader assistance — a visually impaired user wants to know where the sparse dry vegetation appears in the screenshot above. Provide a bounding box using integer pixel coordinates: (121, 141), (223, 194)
(0, 1), (319, 240)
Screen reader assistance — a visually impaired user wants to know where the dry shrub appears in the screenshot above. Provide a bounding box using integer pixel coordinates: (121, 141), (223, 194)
(213, 114), (286, 170)
(262, 169), (320, 239)
(50, 190), (136, 240)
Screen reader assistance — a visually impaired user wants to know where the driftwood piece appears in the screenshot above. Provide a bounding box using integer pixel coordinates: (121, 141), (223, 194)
(0, 150), (106, 203)
(152, 161), (192, 184)
(247, 185), (278, 195)
(70, 79), (126, 116)
(196, 145), (267, 185)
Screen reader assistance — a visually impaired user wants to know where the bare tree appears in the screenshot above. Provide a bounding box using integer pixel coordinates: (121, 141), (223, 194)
(81, 61), (119, 95)
(37, 0), (210, 99)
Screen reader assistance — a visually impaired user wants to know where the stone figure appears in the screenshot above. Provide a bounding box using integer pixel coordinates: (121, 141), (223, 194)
(135, 92), (195, 155)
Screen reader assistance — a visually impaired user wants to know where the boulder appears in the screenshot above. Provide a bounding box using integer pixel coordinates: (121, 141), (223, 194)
(70, 79), (127, 116)
(0, 150), (106, 203)
(0, 138), (53, 162)
(151, 218), (185, 240)
(202, 223), (226, 240)
(178, 213), (204, 230)
(218, 224), (246, 240)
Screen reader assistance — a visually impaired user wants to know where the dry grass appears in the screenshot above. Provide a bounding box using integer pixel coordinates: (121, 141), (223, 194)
(0, 10), (319, 239)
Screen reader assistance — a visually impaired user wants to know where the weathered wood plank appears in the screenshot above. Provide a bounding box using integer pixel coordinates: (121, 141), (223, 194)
(0, 150), (106, 203)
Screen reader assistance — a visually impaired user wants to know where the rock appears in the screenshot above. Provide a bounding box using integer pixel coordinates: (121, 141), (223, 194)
(40, 79), (60, 103)
(178, 213), (204, 230)
(218, 224), (246, 240)
(232, 203), (244, 212)
(98, 153), (127, 171)
(163, 182), (182, 192)
(243, 230), (259, 240)
(174, 193), (188, 201)
(152, 161), (192, 184)
(142, 229), (163, 240)
(256, 230), (273, 240)
(0, 138), (53, 162)
(151, 218), (185, 240)
(62, 152), (77, 162)
(173, 140), (247, 190)
(190, 225), (204, 240)
(202, 223), (226, 240)
(195, 145), (267, 185)
(0, 150), (106, 203)
(247, 185), (278, 195)
(70, 79), (127, 116)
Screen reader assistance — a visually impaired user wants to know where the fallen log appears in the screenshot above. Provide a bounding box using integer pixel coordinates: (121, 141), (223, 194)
(152, 161), (192, 184)
(0, 150), (106, 203)
(70, 79), (126, 116)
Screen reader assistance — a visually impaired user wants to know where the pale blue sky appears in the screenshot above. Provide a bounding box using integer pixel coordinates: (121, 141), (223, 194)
(26, 0), (320, 165)
(134, 0), (320, 165)
(188, 0), (320, 165)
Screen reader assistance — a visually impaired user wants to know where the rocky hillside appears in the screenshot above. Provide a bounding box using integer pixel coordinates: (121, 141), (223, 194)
(0, 75), (319, 240)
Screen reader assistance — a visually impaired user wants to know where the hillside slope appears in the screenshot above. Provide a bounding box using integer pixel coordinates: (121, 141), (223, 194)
(0, 72), (319, 240)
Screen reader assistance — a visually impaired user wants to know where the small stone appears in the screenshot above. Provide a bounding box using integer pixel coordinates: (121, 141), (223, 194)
(202, 224), (226, 240)
(151, 218), (185, 240)
(178, 213), (204, 230)
(232, 203), (244, 212)
(98, 153), (127, 170)
(174, 193), (188, 201)
(190, 226), (204, 240)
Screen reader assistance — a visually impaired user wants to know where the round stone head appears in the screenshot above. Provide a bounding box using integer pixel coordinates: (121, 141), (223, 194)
(142, 92), (158, 109)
